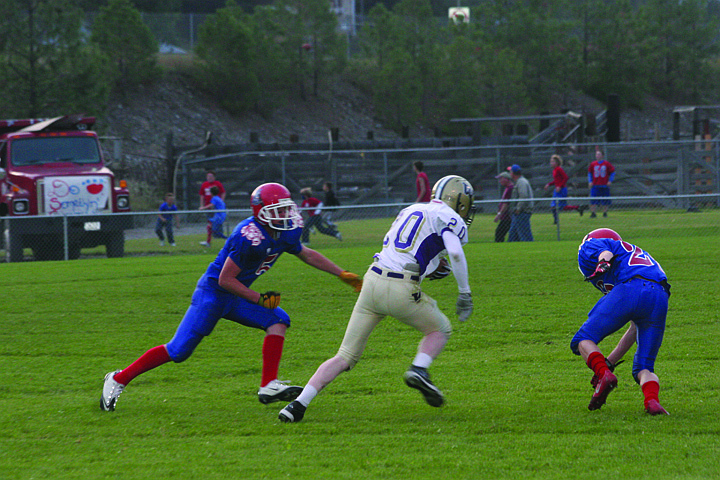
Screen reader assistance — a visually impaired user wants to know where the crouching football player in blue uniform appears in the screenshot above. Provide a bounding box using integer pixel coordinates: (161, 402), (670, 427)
(101, 183), (362, 412)
(571, 228), (670, 415)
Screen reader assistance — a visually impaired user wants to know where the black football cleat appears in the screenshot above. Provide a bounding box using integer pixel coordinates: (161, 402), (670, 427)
(403, 366), (445, 407)
(279, 400), (306, 423)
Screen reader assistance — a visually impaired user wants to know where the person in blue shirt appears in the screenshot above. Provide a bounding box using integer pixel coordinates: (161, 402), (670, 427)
(199, 185), (227, 247)
(571, 228), (670, 415)
(101, 182), (363, 412)
(155, 192), (179, 246)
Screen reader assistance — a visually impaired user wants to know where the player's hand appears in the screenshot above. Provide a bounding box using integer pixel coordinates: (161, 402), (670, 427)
(585, 260), (612, 281)
(339, 271), (362, 292)
(427, 258), (452, 281)
(257, 291), (281, 309)
(456, 292), (473, 322)
(590, 359), (624, 388)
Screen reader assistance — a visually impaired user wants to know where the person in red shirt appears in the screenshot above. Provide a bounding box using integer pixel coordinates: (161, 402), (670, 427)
(588, 147), (615, 218)
(414, 161), (431, 203)
(544, 154), (586, 224)
(493, 172), (514, 242)
(300, 187), (342, 245)
(199, 170), (226, 208)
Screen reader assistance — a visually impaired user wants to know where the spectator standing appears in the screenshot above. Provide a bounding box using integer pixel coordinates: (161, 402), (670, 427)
(156, 192), (179, 246)
(588, 147), (615, 218)
(300, 187), (342, 245)
(199, 170), (226, 208)
(507, 164), (534, 242)
(199, 186), (227, 247)
(414, 161), (431, 203)
(322, 182), (341, 224)
(493, 172), (514, 242)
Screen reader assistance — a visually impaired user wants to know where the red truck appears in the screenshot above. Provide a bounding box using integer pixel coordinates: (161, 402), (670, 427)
(0, 115), (131, 262)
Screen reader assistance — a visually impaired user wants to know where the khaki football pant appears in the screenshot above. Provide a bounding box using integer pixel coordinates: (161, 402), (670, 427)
(337, 266), (452, 369)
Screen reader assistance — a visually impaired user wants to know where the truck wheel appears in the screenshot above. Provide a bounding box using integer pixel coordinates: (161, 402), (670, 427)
(106, 232), (124, 258)
(4, 227), (24, 262)
(32, 240), (64, 261)
(68, 244), (81, 260)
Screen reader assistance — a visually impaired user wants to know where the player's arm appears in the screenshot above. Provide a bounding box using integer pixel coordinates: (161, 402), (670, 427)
(585, 249), (614, 281)
(442, 230), (469, 294)
(443, 230), (473, 322)
(217, 256), (264, 304)
(607, 322), (636, 365)
(295, 246), (362, 292)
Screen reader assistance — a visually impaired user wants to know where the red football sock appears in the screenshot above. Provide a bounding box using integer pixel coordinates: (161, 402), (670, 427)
(206, 223), (212, 243)
(261, 334), (285, 387)
(642, 381), (660, 407)
(114, 345), (172, 386)
(587, 351), (609, 377)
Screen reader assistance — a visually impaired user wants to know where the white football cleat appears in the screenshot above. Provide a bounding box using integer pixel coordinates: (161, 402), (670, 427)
(258, 379), (303, 404)
(100, 370), (125, 412)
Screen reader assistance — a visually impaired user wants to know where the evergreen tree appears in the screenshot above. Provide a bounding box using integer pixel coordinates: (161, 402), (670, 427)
(0, 0), (112, 117)
(91, 0), (160, 92)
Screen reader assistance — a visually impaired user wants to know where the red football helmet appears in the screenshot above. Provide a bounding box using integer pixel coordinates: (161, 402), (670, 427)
(251, 183), (303, 231)
(581, 228), (622, 244)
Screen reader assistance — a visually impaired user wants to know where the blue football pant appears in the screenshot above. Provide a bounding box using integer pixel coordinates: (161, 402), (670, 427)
(165, 283), (290, 362)
(571, 277), (668, 381)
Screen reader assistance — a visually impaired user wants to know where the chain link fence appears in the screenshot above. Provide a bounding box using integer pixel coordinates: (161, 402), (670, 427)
(2, 193), (718, 262)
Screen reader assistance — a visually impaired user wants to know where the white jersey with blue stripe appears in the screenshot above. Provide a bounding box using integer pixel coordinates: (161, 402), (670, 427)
(374, 200), (468, 278)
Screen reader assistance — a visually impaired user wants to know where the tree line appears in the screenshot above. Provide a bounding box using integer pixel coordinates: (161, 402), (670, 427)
(1, 0), (719, 134)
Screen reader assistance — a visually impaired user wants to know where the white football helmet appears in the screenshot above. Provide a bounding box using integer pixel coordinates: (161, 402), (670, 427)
(431, 175), (476, 225)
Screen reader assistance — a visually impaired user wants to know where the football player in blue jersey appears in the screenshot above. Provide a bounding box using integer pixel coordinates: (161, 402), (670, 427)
(572, 228), (670, 415)
(101, 183), (362, 412)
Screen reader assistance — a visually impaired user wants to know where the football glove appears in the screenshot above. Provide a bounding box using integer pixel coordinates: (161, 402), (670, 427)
(427, 258), (452, 281)
(339, 271), (362, 292)
(456, 292), (473, 322)
(585, 259), (612, 282)
(590, 358), (624, 388)
(257, 291), (281, 309)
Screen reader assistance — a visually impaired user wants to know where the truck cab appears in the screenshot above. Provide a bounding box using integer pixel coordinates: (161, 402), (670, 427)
(0, 115), (131, 261)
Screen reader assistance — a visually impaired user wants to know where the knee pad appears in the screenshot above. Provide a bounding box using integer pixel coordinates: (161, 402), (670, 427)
(165, 330), (203, 363)
(337, 347), (360, 370)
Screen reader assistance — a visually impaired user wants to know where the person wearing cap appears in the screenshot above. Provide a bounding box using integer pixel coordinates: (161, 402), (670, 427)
(493, 171), (514, 242)
(507, 164), (534, 242)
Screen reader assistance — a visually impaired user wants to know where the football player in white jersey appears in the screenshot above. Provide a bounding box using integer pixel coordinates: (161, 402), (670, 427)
(279, 175), (475, 422)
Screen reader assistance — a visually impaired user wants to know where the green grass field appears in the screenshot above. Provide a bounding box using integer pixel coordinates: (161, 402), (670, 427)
(1, 210), (719, 479)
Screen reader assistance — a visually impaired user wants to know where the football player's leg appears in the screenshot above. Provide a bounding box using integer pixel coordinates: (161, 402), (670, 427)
(165, 287), (226, 363)
(570, 287), (636, 357)
(223, 298), (300, 402)
(632, 286), (669, 414)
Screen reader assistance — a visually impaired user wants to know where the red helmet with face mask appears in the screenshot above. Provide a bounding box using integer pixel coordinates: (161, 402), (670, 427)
(251, 183), (303, 231)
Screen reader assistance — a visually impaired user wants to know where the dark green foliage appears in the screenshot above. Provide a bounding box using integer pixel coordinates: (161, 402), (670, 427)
(91, 0), (160, 92)
(0, 0), (113, 117)
(193, 1), (261, 113)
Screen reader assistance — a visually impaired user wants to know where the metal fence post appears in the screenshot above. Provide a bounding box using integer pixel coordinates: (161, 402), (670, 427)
(63, 215), (69, 261)
(383, 152), (389, 200)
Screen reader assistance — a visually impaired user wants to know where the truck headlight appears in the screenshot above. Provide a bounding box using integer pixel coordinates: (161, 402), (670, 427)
(13, 199), (29, 214)
(116, 195), (129, 210)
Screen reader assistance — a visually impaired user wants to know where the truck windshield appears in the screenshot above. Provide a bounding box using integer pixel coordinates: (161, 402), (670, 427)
(10, 136), (101, 166)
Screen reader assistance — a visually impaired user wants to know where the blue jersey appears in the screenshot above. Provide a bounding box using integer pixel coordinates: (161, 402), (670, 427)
(159, 202), (177, 221)
(203, 217), (302, 288)
(578, 238), (667, 295)
(209, 196), (227, 222)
